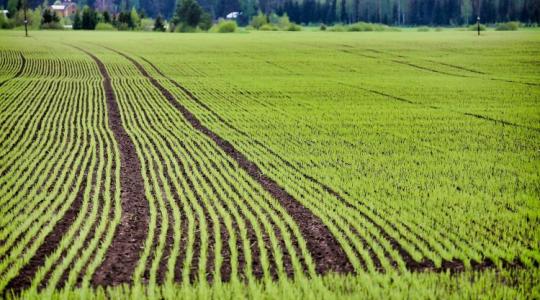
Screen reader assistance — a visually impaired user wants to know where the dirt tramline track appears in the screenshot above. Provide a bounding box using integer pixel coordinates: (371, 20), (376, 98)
(125, 70), (499, 272)
(131, 61), (430, 272)
(133, 53), (533, 274)
(101, 45), (342, 280)
(106, 47), (353, 275)
(58, 45), (324, 283)
(134, 55), (450, 272)
(70, 46), (149, 286)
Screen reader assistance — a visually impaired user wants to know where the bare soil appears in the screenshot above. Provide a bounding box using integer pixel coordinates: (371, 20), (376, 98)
(71, 46), (149, 286)
(116, 51), (354, 275)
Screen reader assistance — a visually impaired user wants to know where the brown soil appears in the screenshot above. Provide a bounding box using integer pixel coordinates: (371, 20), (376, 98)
(111, 50), (354, 275)
(71, 46), (149, 286)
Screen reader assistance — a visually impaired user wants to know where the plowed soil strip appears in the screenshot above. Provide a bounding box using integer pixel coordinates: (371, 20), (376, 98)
(0, 52), (26, 87)
(72, 46), (149, 286)
(109, 49), (353, 275)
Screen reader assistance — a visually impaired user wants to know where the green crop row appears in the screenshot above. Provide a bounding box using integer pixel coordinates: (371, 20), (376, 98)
(0, 43), (121, 295)
(0, 30), (538, 299)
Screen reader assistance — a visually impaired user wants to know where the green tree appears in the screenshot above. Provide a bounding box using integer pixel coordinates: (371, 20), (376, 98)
(153, 14), (166, 31)
(172, 0), (203, 28)
(130, 6), (140, 29)
(73, 11), (81, 29)
(0, 12), (10, 28)
(7, 0), (20, 16)
(32, 6), (42, 29)
(199, 12), (212, 30)
(81, 5), (97, 29)
(41, 7), (59, 25)
(250, 10), (267, 29)
(117, 11), (133, 29)
(102, 10), (111, 23)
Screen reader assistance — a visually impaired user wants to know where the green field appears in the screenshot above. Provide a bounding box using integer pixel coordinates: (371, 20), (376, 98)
(0, 30), (539, 299)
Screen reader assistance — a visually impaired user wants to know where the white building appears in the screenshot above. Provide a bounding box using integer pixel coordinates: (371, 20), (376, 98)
(226, 12), (241, 20)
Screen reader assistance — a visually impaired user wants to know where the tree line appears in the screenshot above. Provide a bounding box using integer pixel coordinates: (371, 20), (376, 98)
(275, 0), (540, 25)
(1, 0), (539, 26)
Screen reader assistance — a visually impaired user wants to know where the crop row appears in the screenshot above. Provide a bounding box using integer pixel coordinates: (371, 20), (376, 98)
(1, 34), (538, 297)
(0, 49), (23, 79)
(136, 56), (539, 271)
(93, 48), (317, 286)
(0, 48), (121, 294)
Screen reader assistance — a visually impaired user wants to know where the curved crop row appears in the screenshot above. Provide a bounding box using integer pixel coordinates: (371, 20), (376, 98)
(0, 45), (120, 295)
(91, 47), (317, 286)
(136, 56), (539, 273)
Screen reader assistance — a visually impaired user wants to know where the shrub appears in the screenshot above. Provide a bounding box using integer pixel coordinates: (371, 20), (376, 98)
(0, 13), (15, 29)
(417, 26), (430, 32)
(211, 20), (237, 33)
(496, 21), (519, 31)
(435, 27), (443, 31)
(40, 22), (63, 29)
(140, 18), (154, 31)
(174, 23), (197, 32)
(250, 11), (267, 29)
(346, 22), (394, 32)
(259, 23), (277, 31)
(468, 24), (486, 31)
(95, 22), (115, 30)
(320, 24), (327, 31)
(287, 23), (301, 31)
(348, 22), (372, 31)
(116, 22), (130, 31)
(328, 25), (346, 32)
(268, 12), (280, 25)
(276, 13), (292, 29)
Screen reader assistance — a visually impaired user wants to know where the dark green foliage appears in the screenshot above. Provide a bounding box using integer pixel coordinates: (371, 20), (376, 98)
(172, 0), (203, 28)
(7, 0), (19, 17)
(3, 0), (540, 27)
(116, 10), (134, 29)
(41, 7), (59, 25)
(0, 11), (15, 28)
(198, 12), (212, 30)
(212, 19), (236, 32)
(73, 11), (81, 29)
(102, 10), (111, 23)
(81, 6), (98, 29)
(40, 21), (63, 29)
(286, 23), (301, 30)
(249, 10), (266, 29)
(468, 23), (486, 31)
(496, 21), (520, 30)
(153, 14), (165, 31)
